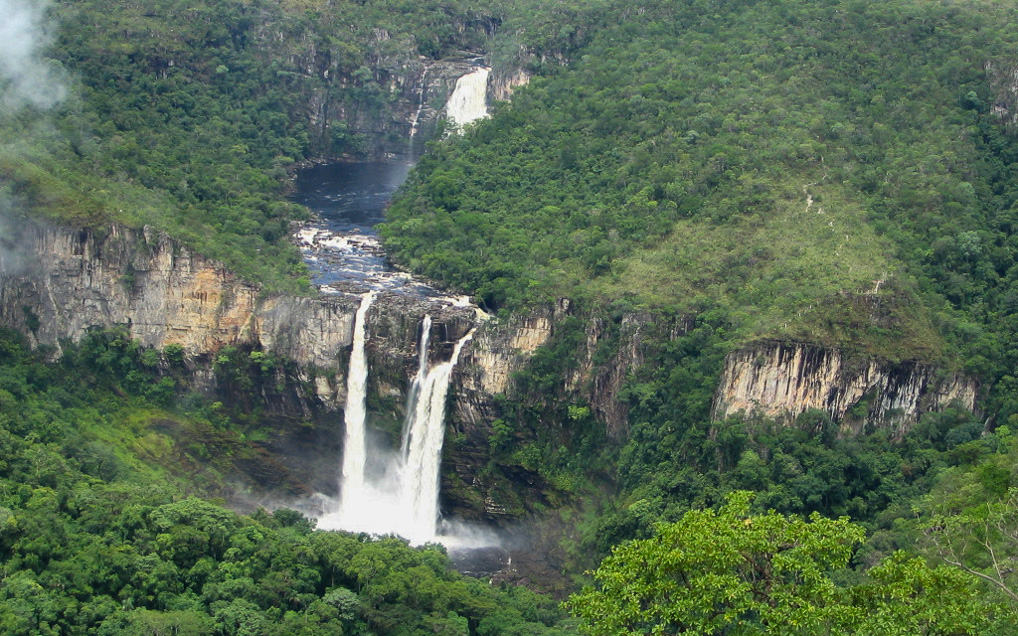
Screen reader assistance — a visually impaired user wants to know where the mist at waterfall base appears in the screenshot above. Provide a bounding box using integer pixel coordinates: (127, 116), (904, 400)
(309, 300), (496, 549)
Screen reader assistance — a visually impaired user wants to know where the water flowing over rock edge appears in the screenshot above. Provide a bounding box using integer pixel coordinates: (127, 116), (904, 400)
(0, 221), (980, 519)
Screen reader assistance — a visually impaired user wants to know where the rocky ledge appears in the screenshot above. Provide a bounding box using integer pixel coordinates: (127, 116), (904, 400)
(711, 341), (977, 434)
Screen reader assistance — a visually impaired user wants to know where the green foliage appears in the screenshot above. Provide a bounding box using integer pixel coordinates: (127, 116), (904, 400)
(0, 328), (572, 634)
(567, 492), (1000, 635)
(384, 0), (1018, 371)
(1, 0), (538, 292)
(380, 2), (1018, 608)
(8, 0), (1018, 631)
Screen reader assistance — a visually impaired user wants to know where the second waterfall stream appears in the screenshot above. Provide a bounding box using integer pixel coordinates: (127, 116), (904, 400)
(317, 293), (477, 545)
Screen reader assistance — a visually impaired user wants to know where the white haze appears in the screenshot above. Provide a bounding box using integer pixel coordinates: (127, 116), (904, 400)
(0, 0), (66, 112)
(0, 0), (66, 270)
(0, 196), (27, 276)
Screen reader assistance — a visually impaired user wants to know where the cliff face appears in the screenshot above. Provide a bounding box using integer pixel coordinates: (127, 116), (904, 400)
(489, 67), (532, 102)
(986, 60), (1018, 128)
(0, 222), (477, 407)
(256, 11), (500, 158)
(711, 342), (978, 433)
(441, 301), (656, 518)
(0, 221), (983, 517)
(0, 220), (550, 515)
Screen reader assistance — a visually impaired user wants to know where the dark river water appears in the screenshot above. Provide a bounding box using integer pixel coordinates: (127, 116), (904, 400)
(291, 161), (446, 297)
(292, 161), (413, 234)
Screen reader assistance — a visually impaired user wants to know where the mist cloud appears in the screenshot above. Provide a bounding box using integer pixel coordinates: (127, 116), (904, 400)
(0, 0), (66, 112)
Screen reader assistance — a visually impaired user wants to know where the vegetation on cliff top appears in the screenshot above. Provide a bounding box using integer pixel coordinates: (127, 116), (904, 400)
(383, 0), (1018, 369)
(2, 0), (520, 292)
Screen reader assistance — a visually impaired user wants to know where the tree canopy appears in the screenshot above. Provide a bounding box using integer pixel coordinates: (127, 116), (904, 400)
(567, 492), (1006, 635)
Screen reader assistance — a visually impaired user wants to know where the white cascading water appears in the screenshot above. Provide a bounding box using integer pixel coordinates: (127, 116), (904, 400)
(445, 67), (490, 128)
(317, 312), (484, 546)
(409, 68), (428, 139)
(401, 326), (475, 540)
(401, 314), (432, 456)
(336, 290), (375, 517)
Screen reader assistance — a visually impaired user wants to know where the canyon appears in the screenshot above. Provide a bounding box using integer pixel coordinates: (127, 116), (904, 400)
(0, 41), (982, 535)
(0, 216), (981, 526)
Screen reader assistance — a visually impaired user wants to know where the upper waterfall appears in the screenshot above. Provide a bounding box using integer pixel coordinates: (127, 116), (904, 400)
(445, 67), (490, 128)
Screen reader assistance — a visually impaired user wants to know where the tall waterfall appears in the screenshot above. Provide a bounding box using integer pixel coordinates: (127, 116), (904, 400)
(401, 326), (475, 540)
(317, 311), (478, 545)
(337, 291), (375, 515)
(445, 67), (490, 128)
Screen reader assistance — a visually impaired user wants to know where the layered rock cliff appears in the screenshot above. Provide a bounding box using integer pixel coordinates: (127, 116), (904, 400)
(711, 341), (978, 434)
(0, 221), (484, 408)
(0, 220), (549, 515)
(0, 220), (983, 516)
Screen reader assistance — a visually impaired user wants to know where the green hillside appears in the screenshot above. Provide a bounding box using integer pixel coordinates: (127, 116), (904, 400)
(383, 0), (1018, 370)
(6, 0), (1018, 632)
(0, 330), (574, 633)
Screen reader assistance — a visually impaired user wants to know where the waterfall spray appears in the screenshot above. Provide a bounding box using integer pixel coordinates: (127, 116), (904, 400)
(317, 311), (485, 546)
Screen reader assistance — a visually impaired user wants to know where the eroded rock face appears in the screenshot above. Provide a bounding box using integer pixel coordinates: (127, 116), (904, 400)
(2, 221), (982, 519)
(711, 341), (977, 433)
(0, 222), (476, 408)
(489, 67), (532, 102)
(0, 220), (549, 517)
(293, 47), (493, 157)
(986, 60), (1018, 128)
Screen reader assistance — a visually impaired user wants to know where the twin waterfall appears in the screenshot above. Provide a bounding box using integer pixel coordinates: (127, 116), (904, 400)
(319, 293), (474, 544)
(312, 67), (492, 542)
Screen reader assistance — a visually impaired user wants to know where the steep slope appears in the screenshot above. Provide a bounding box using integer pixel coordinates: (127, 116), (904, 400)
(6, 0), (1018, 607)
(382, 0), (1018, 367)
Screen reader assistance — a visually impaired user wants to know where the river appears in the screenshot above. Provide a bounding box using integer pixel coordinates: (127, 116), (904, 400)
(291, 160), (448, 297)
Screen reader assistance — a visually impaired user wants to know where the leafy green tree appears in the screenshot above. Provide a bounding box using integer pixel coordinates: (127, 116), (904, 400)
(848, 552), (1005, 635)
(925, 487), (1018, 604)
(568, 491), (864, 634)
(568, 492), (999, 634)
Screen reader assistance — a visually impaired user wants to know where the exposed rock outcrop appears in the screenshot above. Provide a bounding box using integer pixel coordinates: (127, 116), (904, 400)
(0, 221), (476, 409)
(986, 60), (1018, 128)
(1, 221), (982, 518)
(0, 220), (555, 517)
(489, 67), (532, 102)
(711, 341), (978, 434)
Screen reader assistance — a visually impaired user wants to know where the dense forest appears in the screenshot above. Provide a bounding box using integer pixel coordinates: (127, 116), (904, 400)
(386, 0), (1018, 613)
(0, 328), (572, 634)
(5, 0), (1018, 633)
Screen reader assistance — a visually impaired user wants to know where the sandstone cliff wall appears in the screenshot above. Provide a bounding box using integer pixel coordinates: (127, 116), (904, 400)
(711, 341), (978, 433)
(0, 222), (478, 408)
(0, 221), (983, 518)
